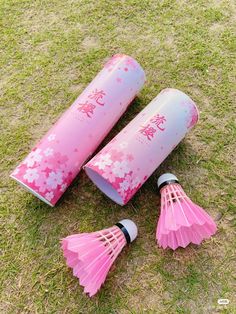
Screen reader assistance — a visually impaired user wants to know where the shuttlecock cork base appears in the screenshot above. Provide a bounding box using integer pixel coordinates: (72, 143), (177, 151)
(156, 173), (217, 250)
(61, 219), (138, 297)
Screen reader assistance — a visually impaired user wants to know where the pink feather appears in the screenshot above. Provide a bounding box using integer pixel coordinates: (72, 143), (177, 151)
(61, 226), (127, 297)
(156, 182), (217, 250)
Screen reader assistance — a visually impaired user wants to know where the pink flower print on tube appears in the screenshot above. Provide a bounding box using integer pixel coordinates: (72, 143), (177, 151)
(84, 88), (199, 205)
(10, 54), (145, 206)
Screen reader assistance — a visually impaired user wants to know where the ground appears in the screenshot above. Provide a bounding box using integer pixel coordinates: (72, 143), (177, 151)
(0, 0), (236, 313)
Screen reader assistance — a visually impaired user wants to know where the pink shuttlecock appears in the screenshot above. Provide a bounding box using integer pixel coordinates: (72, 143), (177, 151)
(156, 173), (217, 250)
(61, 219), (138, 297)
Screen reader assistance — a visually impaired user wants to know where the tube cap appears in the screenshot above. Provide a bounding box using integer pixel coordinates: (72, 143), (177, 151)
(116, 219), (138, 243)
(157, 173), (179, 190)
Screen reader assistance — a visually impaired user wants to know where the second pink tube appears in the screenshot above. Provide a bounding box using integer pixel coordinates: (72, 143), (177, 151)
(84, 88), (199, 205)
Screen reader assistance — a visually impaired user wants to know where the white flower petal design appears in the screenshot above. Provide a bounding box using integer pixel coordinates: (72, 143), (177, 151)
(112, 161), (130, 178)
(94, 153), (112, 170)
(45, 191), (54, 201)
(60, 183), (67, 192)
(131, 177), (141, 189)
(24, 149), (42, 167)
(119, 180), (130, 191)
(47, 134), (56, 142)
(23, 168), (39, 183)
(46, 171), (63, 189)
(44, 148), (54, 156)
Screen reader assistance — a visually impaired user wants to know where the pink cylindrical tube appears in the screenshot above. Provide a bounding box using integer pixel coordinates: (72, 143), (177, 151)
(10, 54), (145, 206)
(84, 88), (199, 205)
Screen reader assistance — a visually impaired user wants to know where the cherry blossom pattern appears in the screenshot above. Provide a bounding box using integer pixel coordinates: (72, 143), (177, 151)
(119, 174), (132, 191)
(102, 166), (116, 183)
(125, 57), (138, 70)
(94, 153), (112, 170)
(180, 100), (199, 129)
(113, 160), (130, 178)
(104, 54), (139, 73)
(110, 149), (124, 161)
(35, 172), (49, 193)
(86, 148), (145, 204)
(11, 54), (145, 206)
(60, 183), (67, 192)
(187, 102), (199, 129)
(12, 148), (73, 205)
(104, 54), (125, 70)
(46, 171), (63, 189)
(44, 148), (54, 156)
(45, 191), (54, 202)
(23, 148), (42, 167)
(47, 134), (56, 142)
(131, 176), (141, 190)
(23, 168), (39, 183)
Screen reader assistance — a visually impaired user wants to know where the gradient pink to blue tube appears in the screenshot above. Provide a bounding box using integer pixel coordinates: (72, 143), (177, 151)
(84, 88), (199, 205)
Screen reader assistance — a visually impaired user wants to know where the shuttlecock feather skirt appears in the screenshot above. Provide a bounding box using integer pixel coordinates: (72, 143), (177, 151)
(156, 184), (217, 250)
(61, 226), (127, 296)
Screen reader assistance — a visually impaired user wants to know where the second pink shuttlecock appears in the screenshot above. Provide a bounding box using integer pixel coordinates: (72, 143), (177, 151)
(156, 173), (217, 250)
(61, 219), (138, 297)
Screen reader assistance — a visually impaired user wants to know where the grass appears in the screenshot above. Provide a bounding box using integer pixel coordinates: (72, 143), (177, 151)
(1, 0), (236, 313)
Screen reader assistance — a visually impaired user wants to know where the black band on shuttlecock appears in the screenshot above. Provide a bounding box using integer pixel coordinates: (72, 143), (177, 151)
(115, 222), (131, 244)
(158, 179), (179, 192)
